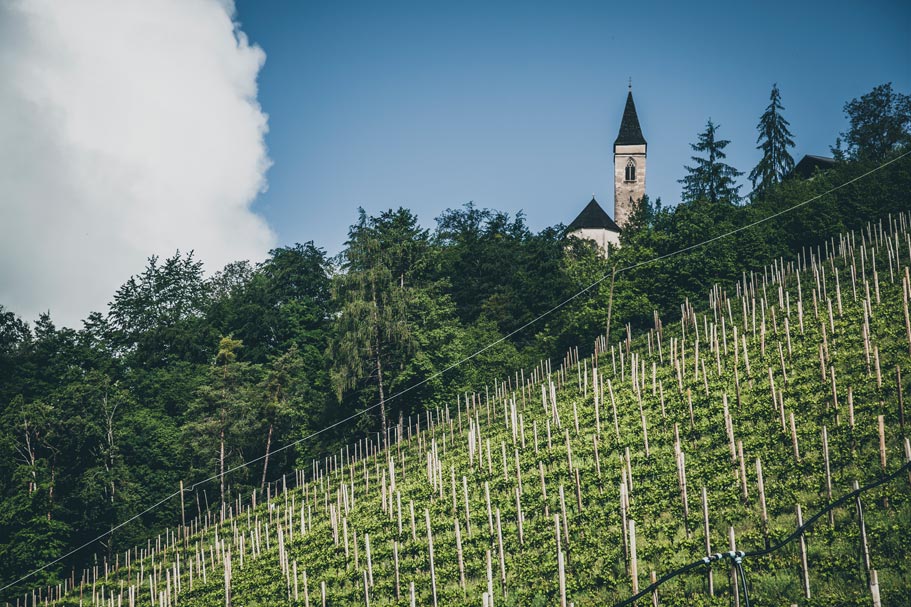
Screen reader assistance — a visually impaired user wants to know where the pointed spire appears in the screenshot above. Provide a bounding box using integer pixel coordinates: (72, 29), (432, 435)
(614, 88), (646, 148)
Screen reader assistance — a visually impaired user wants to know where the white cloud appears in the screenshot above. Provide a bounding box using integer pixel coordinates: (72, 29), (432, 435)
(0, 0), (276, 328)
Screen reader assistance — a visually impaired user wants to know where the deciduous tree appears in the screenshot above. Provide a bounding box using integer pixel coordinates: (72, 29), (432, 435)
(837, 82), (911, 162)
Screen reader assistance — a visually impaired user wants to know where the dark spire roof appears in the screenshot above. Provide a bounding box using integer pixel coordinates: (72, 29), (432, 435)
(567, 197), (621, 232)
(614, 90), (646, 148)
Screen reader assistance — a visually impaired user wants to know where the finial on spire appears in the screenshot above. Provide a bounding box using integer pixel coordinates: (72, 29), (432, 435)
(628, 77), (632, 90)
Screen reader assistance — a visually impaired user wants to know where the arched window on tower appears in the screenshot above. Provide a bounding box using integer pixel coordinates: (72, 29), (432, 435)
(625, 158), (636, 182)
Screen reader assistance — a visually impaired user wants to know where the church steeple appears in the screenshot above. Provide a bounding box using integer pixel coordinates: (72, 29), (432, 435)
(613, 87), (647, 229)
(614, 90), (647, 149)
(566, 87), (646, 256)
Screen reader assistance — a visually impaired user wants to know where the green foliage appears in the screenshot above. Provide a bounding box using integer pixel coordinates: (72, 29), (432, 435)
(837, 82), (911, 162)
(107, 251), (214, 366)
(208, 242), (333, 364)
(330, 208), (429, 442)
(435, 205), (575, 351)
(749, 84), (796, 197)
(184, 337), (254, 507)
(679, 119), (744, 204)
(434, 203), (531, 327)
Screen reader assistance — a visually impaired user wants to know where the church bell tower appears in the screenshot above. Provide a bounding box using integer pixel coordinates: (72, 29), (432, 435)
(613, 85), (647, 228)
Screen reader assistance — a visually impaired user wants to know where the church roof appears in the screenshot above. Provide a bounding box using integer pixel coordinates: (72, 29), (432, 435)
(567, 197), (621, 232)
(791, 154), (837, 179)
(614, 90), (647, 149)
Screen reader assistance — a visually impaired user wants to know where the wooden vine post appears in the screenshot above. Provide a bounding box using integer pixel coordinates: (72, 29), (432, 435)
(628, 519), (639, 595)
(853, 480), (872, 584)
(728, 527), (739, 607)
(455, 519), (466, 590)
(223, 549), (232, 607)
(650, 570), (658, 607)
(822, 426), (834, 527)
(486, 550), (494, 607)
(897, 366), (906, 438)
(756, 457), (769, 548)
(620, 482), (629, 561)
(180, 480), (186, 535)
(701, 487), (713, 596)
(393, 541), (401, 600)
(557, 549), (567, 607)
(496, 507), (506, 587)
(905, 437), (911, 488)
(425, 509), (438, 607)
(789, 412), (800, 462)
(796, 504), (810, 598)
(870, 569), (882, 607)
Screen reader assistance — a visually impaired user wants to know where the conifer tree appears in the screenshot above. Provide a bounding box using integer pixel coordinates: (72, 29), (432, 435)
(185, 335), (250, 517)
(749, 84), (795, 196)
(259, 346), (301, 491)
(679, 119), (743, 204)
(331, 208), (423, 450)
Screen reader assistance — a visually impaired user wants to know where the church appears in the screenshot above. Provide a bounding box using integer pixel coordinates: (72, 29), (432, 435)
(567, 86), (646, 255)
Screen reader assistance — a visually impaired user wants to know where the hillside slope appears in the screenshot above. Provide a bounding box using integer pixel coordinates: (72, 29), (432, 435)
(22, 213), (911, 607)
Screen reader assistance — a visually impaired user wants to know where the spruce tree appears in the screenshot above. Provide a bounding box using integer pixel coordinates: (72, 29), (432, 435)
(679, 119), (743, 203)
(749, 84), (795, 196)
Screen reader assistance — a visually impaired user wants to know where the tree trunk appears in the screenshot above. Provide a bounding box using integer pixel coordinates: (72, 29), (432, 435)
(219, 420), (226, 516)
(22, 423), (37, 494)
(47, 464), (55, 520)
(221, 361), (228, 517)
(371, 281), (388, 451)
(261, 421), (274, 492)
(606, 266), (617, 344)
(375, 335), (388, 452)
(104, 395), (116, 503)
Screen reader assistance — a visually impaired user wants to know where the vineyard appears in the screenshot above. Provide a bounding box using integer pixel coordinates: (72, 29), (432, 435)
(16, 212), (911, 607)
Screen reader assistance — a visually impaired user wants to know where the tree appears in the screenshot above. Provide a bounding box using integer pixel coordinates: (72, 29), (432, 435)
(209, 243), (333, 364)
(107, 251), (213, 366)
(258, 347), (303, 491)
(837, 82), (911, 162)
(58, 372), (139, 560)
(621, 194), (663, 236)
(435, 204), (529, 326)
(331, 209), (424, 449)
(749, 84), (795, 196)
(215, 337), (242, 513)
(184, 336), (252, 518)
(680, 119), (743, 204)
(434, 204), (573, 349)
(0, 306), (31, 407)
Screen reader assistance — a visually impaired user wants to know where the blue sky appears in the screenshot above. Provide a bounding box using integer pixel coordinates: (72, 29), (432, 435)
(238, 0), (909, 255)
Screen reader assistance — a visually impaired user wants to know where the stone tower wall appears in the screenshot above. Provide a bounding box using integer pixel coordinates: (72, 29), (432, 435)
(613, 143), (646, 229)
